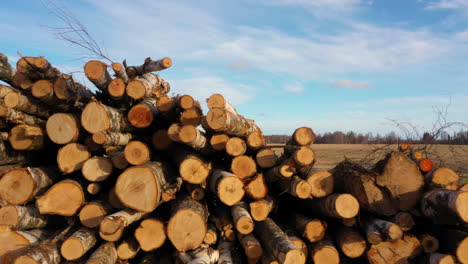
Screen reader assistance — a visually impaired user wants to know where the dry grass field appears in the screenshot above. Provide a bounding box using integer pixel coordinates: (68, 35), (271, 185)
(274, 144), (468, 183)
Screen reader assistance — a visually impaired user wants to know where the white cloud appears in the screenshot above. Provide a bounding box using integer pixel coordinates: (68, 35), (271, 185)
(328, 80), (369, 90)
(426, 0), (468, 10)
(228, 60), (250, 71)
(283, 83), (304, 95)
(260, 0), (363, 17)
(170, 77), (254, 106)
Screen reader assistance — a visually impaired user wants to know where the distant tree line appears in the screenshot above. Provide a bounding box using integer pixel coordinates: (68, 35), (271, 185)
(264, 130), (468, 145)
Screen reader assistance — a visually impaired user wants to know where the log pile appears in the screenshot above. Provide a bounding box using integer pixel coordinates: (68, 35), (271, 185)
(0, 52), (467, 264)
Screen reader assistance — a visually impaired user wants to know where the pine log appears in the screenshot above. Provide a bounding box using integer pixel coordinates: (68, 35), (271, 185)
(249, 196), (274, 221)
(286, 232), (308, 260)
(247, 131), (265, 149)
(334, 226), (366, 259)
(107, 78), (126, 100)
(156, 95), (176, 113)
(79, 201), (113, 228)
(212, 206), (236, 242)
(238, 233), (263, 260)
(93, 131), (132, 147)
(61, 228), (97, 260)
(276, 176), (311, 199)
(0, 167), (55, 205)
(82, 156), (113, 182)
(126, 73), (169, 99)
(293, 214), (326, 243)
(3, 90), (49, 118)
(135, 218), (166, 251)
(81, 101), (130, 134)
(362, 217), (403, 245)
(207, 94), (238, 114)
(0, 204), (47, 229)
(13, 242), (61, 264)
(53, 75), (93, 104)
(31, 80), (57, 105)
(172, 147), (212, 184)
(116, 161), (182, 212)
(86, 242), (117, 264)
(288, 127), (315, 146)
(168, 123), (182, 142)
(123, 140), (151, 165)
(167, 195), (208, 251)
(231, 202), (254, 235)
(391, 212), (415, 231)
(186, 183), (206, 201)
(425, 168), (460, 190)
(0, 53), (15, 84)
(152, 129), (173, 151)
(428, 253), (456, 264)
(46, 113), (79, 144)
(176, 94), (199, 110)
(245, 173), (268, 200)
(0, 105), (45, 126)
(126, 57), (172, 78)
(209, 170), (245, 206)
(127, 97), (158, 128)
(255, 218), (306, 264)
(301, 168), (334, 198)
(284, 145), (315, 167)
(298, 193), (360, 219)
(206, 108), (260, 138)
(226, 137), (247, 157)
(16, 56), (60, 79)
(179, 125), (208, 150)
(333, 152), (424, 216)
(0, 226), (49, 263)
(308, 235), (340, 264)
(367, 235), (421, 264)
(231, 155), (257, 180)
(84, 60), (112, 90)
(117, 237), (140, 260)
(36, 179), (85, 216)
(180, 107), (203, 126)
(204, 223), (218, 245)
(210, 133), (230, 151)
(99, 209), (147, 242)
(421, 189), (468, 224)
(217, 239), (238, 264)
(8, 124), (45, 150)
(256, 148), (278, 169)
(57, 143), (90, 173)
(111, 63), (129, 83)
(265, 158), (296, 180)
(12, 72), (34, 90)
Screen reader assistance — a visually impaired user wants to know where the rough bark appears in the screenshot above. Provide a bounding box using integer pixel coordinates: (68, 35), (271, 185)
(84, 60), (112, 91)
(115, 161), (182, 212)
(111, 63), (129, 83)
(61, 228), (97, 260)
(0, 53), (15, 84)
(3, 90), (50, 118)
(231, 202), (254, 235)
(126, 73), (169, 99)
(0, 105), (45, 126)
(421, 189), (468, 224)
(86, 242), (117, 264)
(209, 170), (245, 206)
(0, 167), (55, 205)
(0, 139), (28, 165)
(53, 75), (93, 104)
(99, 209), (147, 242)
(92, 131), (132, 147)
(126, 57), (173, 78)
(134, 218), (167, 251)
(206, 108), (260, 138)
(299, 193), (360, 219)
(57, 143), (91, 173)
(238, 233), (263, 260)
(36, 179), (85, 216)
(13, 242), (61, 264)
(362, 216), (403, 245)
(254, 218), (306, 264)
(167, 194), (209, 251)
(81, 101), (130, 134)
(0, 204), (47, 229)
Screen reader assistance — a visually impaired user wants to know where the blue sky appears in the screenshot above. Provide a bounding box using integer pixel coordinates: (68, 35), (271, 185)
(1, 0), (468, 135)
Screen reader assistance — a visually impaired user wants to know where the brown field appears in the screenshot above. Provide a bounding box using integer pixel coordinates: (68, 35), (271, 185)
(274, 144), (468, 183)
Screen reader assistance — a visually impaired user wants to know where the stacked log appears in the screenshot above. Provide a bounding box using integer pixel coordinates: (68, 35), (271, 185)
(0, 53), (467, 264)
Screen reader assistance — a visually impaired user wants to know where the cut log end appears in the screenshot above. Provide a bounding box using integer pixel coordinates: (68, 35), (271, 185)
(180, 157), (211, 184)
(128, 104), (154, 128)
(247, 131), (265, 149)
(217, 176), (245, 206)
(226, 137), (247, 157)
(124, 141), (150, 166)
(81, 102), (111, 134)
(292, 179), (312, 199)
(46, 113), (79, 145)
(456, 237), (468, 263)
(335, 194), (360, 219)
(293, 146), (315, 167)
(0, 205), (19, 227)
(57, 143), (90, 173)
(36, 180), (84, 216)
(156, 95), (175, 112)
(337, 228), (366, 259)
(420, 159), (434, 173)
(8, 125), (44, 151)
(456, 191), (468, 222)
(421, 235), (439, 253)
(292, 127), (315, 146)
(250, 199), (272, 222)
(393, 212), (415, 231)
(60, 238), (85, 260)
(430, 253), (456, 264)
(135, 218), (166, 251)
(206, 108), (227, 130)
(168, 209), (207, 252)
(429, 168), (460, 190)
(84, 61), (108, 83)
(180, 108), (202, 126)
(210, 133), (229, 151)
(307, 170), (334, 198)
(231, 155), (257, 180)
(31, 80), (53, 99)
(179, 95), (196, 110)
(79, 202), (109, 228)
(108, 78), (126, 99)
(311, 247), (339, 264)
(0, 169), (37, 205)
(82, 157), (113, 182)
(207, 93), (226, 109)
(256, 148), (277, 168)
(304, 220), (327, 243)
(126, 79), (147, 100)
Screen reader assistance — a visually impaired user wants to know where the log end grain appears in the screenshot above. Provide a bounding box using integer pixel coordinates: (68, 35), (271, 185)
(292, 179), (312, 199)
(126, 79), (147, 100)
(226, 137), (247, 157)
(84, 60), (107, 82)
(180, 157), (211, 184)
(81, 102), (111, 134)
(207, 94), (225, 109)
(456, 191), (468, 223)
(256, 148), (277, 168)
(335, 194), (360, 219)
(82, 156), (113, 182)
(217, 176), (245, 206)
(180, 108), (202, 126)
(247, 131), (265, 149)
(292, 127), (315, 146)
(124, 141), (150, 166)
(231, 155), (257, 180)
(8, 125), (44, 151)
(128, 103), (154, 128)
(31, 80), (53, 99)
(0, 168), (35, 205)
(304, 220), (327, 243)
(135, 218), (166, 251)
(456, 236), (468, 263)
(52, 77), (70, 100)
(430, 168), (460, 190)
(210, 133), (229, 151)
(311, 246), (339, 264)
(179, 95), (195, 110)
(79, 202), (109, 228)
(293, 146), (315, 167)
(206, 108), (227, 130)
(156, 95), (175, 112)
(338, 229), (366, 259)
(420, 235), (439, 253)
(108, 78), (126, 98)
(167, 209), (207, 251)
(46, 113), (79, 145)
(57, 143), (90, 173)
(0, 205), (19, 227)
(306, 170), (334, 198)
(36, 180), (85, 216)
(60, 238), (85, 260)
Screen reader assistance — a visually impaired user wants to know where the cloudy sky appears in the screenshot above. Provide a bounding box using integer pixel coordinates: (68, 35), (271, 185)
(1, 0), (467, 135)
